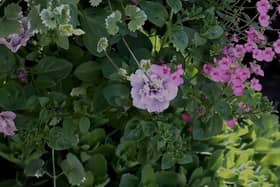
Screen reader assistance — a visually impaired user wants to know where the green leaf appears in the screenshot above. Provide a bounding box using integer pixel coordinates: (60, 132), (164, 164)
(140, 1), (168, 27)
(166, 0), (182, 13)
(86, 154), (107, 179)
(80, 128), (106, 146)
(105, 10), (122, 35)
(156, 171), (182, 187)
(35, 57), (73, 81)
(56, 34), (69, 49)
(119, 174), (139, 187)
(24, 159), (45, 177)
(125, 5), (147, 32)
(141, 165), (157, 186)
(161, 154), (175, 170)
(0, 46), (16, 80)
(0, 3), (22, 37)
(203, 25), (224, 40)
(74, 62), (101, 82)
(61, 153), (87, 186)
(170, 25), (189, 52)
(0, 19), (21, 38)
(80, 9), (109, 56)
(5, 3), (21, 20)
(102, 83), (130, 106)
(261, 151), (280, 166)
(79, 117), (91, 134)
(177, 153), (193, 165)
(47, 127), (78, 150)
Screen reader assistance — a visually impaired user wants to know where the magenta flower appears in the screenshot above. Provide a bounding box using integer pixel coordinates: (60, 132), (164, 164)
(130, 64), (184, 113)
(256, 0), (270, 14)
(0, 17), (32, 53)
(17, 69), (28, 82)
(263, 47), (275, 62)
(244, 41), (257, 52)
(250, 62), (264, 76)
(273, 39), (280, 54)
(225, 118), (237, 128)
(251, 78), (262, 91)
(258, 14), (270, 27)
(0, 111), (17, 136)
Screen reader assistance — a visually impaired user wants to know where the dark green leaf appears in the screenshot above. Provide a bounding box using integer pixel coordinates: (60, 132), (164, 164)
(140, 1), (168, 27)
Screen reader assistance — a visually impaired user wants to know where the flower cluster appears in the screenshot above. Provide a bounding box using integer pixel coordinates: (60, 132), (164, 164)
(0, 17), (32, 53)
(257, 0), (271, 27)
(130, 63), (184, 113)
(0, 111), (17, 136)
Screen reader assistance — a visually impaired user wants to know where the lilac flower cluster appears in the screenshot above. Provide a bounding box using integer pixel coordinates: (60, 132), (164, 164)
(0, 17), (32, 53)
(0, 111), (17, 136)
(130, 64), (184, 113)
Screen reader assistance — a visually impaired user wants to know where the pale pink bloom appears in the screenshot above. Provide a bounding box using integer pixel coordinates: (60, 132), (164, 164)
(231, 33), (239, 43)
(277, 5), (280, 14)
(244, 41), (258, 52)
(234, 67), (251, 81)
(273, 39), (280, 54)
(233, 44), (246, 58)
(263, 47), (275, 62)
(203, 64), (213, 75)
(219, 70), (232, 83)
(251, 78), (262, 91)
(258, 13), (270, 27)
(246, 27), (265, 42)
(252, 49), (265, 61)
(256, 0), (270, 14)
(130, 64), (184, 113)
(209, 67), (222, 82)
(217, 57), (232, 70)
(0, 111), (17, 136)
(249, 62), (264, 76)
(225, 118), (237, 128)
(232, 83), (245, 96)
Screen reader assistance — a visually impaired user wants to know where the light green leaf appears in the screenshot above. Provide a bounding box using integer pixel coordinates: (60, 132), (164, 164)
(61, 153), (87, 186)
(141, 165), (157, 186)
(125, 5), (147, 32)
(105, 10), (122, 35)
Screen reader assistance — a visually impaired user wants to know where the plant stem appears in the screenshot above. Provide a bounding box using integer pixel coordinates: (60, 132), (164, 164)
(104, 51), (120, 71)
(122, 38), (153, 82)
(52, 149), (56, 187)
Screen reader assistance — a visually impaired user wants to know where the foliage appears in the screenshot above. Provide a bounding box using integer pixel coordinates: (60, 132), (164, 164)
(0, 0), (279, 187)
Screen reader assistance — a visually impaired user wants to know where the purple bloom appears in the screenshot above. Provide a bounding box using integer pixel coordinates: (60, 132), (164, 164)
(0, 111), (17, 136)
(0, 17), (32, 53)
(130, 64), (184, 113)
(17, 69), (28, 82)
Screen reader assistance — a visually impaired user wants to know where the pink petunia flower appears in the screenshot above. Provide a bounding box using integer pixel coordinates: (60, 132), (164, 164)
(263, 47), (275, 62)
(249, 62), (264, 76)
(250, 78), (262, 91)
(273, 39), (280, 54)
(256, 0), (270, 14)
(130, 64), (184, 113)
(258, 13), (270, 27)
(0, 111), (17, 136)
